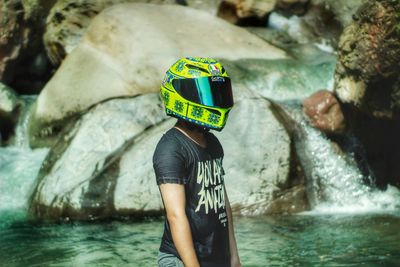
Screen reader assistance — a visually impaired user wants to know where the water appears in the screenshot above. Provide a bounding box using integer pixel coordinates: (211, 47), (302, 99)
(1, 215), (400, 267)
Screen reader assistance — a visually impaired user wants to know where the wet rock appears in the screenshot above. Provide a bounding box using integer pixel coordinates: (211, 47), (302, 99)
(29, 86), (307, 220)
(303, 90), (346, 135)
(30, 3), (287, 148)
(334, 0), (400, 119)
(217, 0), (276, 26)
(0, 83), (21, 143)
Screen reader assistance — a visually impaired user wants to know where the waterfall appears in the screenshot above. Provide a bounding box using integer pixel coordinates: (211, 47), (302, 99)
(0, 94), (49, 227)
(281, 102), (400, 214)
(14, 95), (37, 148)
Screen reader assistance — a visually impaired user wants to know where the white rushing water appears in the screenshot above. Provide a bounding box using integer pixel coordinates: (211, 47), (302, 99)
(280, 104), (400, 215)
(301, 122), (400, 214)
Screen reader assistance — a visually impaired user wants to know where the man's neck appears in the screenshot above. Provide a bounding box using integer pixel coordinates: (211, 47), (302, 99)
(174, 121), (207, 148)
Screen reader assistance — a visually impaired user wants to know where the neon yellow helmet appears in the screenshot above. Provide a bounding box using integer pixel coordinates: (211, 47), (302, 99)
(160, 57), (234, 131)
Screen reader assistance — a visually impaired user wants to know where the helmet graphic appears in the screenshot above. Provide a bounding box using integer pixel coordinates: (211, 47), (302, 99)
(160, 57), (234, 131)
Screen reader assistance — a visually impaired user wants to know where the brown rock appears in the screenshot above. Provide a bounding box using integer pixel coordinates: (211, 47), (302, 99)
(0, 1), (31, 83)
(276, 0), (310, 15)
(217, 0), (276, 25)
(334, 0), (400, 119)
(303, 89), (346, 134)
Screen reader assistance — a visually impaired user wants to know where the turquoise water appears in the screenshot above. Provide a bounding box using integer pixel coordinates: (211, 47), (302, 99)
(1, 214), (400, 266)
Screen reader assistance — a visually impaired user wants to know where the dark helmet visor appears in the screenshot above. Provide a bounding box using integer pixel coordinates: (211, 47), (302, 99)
(172, 77), (234, 108)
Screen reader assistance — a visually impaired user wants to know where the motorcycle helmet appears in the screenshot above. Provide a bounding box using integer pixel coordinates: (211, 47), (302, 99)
(160, 57), (234, 131)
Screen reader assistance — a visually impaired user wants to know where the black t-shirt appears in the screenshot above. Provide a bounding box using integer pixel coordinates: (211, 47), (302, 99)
(153, 127), (230, 267)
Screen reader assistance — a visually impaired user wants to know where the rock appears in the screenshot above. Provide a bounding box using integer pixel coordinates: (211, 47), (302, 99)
(0, 0), (55, 92)
(303, 89), (346, 135)
(29, 3), (287, 148)
(310, 0), (368, 28)
(29, 86), (307, 220)
(276, 0), (310, 15)
(0, 83), (21, 142)
(0, 1), (31, 84)
(29, 94), (167, 219)
(334, 0), (400, 119)
(176, 0), (224, 15)
(44, 0), (221, 66)
(217, 0), (276, 26)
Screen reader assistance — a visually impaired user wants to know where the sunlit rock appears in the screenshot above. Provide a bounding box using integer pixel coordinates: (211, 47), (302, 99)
(303, 90), (346, 135)
(44, 0), (224, 66)
(30, 3), (287, 148)
(44, 0), (181, 66)
(29, 94), (167, 219)
(29, 86), (307, 220)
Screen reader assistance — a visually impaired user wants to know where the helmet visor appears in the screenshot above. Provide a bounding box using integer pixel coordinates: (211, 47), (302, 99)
(172, 77), (233, 108)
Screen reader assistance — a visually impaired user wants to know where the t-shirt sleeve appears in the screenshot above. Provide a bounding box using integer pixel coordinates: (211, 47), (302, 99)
(153, 135), (188, 185)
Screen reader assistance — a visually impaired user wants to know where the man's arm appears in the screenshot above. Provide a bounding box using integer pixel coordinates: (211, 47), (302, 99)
(224, 187), (241, 267)
(159, 183), (200, 267)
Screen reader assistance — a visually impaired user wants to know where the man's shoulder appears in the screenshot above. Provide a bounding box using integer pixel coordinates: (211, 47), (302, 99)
(154, 128), (184, 154)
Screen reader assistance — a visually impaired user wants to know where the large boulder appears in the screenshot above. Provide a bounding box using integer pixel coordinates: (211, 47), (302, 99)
(334, 0), (400, 119)
(44, 0), (179, 66)
(29, 94), (167, 219)
(29, 3), (287, 148)
(44, 0), (224, 66)
(29, 86), (307, 220)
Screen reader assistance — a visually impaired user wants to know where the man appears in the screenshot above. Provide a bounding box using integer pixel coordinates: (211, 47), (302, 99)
(153, 57), (241, 267)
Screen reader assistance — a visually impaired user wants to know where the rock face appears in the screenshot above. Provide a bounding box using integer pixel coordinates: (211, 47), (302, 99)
(303, 90), (346, 135)
(29, 3), (287, 148)
(0, 0), (55, 92)
(29, 94), (167, 219)
(44, 0), (179, 66)
(44, 0), (224, 66)
(0, 1), (31, 84)
(217, 0), (276, 25)
(29, 86), (308, 220)
(334, 0), (400, 119)
(0, 83), (21, 142)
(311, 0), (368, 28)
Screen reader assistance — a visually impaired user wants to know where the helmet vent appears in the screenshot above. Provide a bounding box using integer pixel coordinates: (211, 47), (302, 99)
(186, 64), (209, 73)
